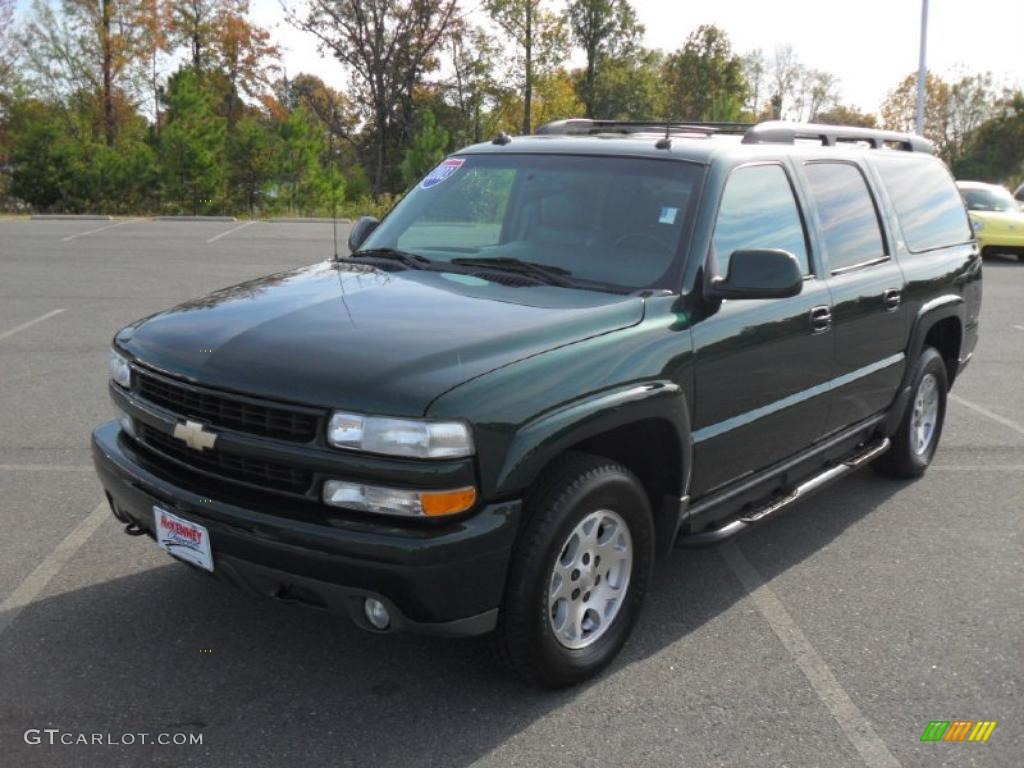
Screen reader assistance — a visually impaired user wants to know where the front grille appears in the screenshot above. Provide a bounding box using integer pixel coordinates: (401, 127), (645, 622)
(136, 370), (319, 442)
(138, 424), (314, 495)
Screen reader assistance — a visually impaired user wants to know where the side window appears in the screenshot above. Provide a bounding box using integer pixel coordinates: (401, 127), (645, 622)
(873, 156), (972, 252)
(804, 162), (886, 272)
(712, 164), (810, 276)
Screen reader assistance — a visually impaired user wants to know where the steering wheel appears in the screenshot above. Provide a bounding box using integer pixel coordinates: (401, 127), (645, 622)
(613, 232), (671, 252)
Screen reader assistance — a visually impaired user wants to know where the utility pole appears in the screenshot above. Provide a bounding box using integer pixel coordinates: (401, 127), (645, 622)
(915, 0), (929, 135)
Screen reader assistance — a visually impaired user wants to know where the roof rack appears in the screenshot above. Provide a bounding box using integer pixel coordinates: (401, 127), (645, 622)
(741, 121), (932, 153)
(535, 119), (727, 137)
(534, 118), (933, 154)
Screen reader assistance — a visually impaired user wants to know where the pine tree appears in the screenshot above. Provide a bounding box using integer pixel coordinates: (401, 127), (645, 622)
(400, 110), (449, 186)
(160, 69), (226, 213)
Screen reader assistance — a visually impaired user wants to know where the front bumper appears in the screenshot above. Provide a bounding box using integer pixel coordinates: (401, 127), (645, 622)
(92, 421), (520, 636)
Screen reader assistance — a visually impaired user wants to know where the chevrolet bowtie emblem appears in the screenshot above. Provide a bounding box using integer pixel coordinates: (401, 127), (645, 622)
(172, 419), (218, 451)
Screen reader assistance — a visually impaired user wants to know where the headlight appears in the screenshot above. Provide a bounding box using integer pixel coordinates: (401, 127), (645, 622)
(109, 348), (131, 389)
(970, 217), (984, 233)
(327, 411), (473, 459)
(323, 479), (476, 517)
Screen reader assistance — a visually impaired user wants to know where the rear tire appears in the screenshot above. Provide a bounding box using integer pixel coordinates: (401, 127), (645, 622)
(872, 346), (948, 478)
(492, 452), (654, 688)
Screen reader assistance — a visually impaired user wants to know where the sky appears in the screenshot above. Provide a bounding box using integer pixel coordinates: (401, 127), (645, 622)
(256, 0), (1023, 114)
(14, 0), (1024, 114)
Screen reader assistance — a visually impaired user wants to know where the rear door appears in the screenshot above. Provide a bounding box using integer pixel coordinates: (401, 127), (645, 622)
(690, 162), (835, 496)
(798, 160), (907, 432)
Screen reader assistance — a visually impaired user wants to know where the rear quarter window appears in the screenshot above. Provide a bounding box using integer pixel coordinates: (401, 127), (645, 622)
(872, 156), (972, 253)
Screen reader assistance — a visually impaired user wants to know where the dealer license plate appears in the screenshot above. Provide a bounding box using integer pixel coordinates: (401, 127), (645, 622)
(153, 506), (214, 572)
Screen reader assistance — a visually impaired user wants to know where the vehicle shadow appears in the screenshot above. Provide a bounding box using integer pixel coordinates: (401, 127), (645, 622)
(0, 473), (908, 768)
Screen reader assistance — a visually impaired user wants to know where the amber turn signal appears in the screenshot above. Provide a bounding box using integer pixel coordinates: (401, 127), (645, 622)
(420, 486), (477, 517)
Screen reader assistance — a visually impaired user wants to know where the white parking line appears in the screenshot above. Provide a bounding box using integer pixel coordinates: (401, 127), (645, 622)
(721, 543), (901, 768)
(207, 220), (255, 244)
(0, 501), (109, 639)
(61, 220), (130, 242)
(0, 308), (66, 341)
(1013, 325), (1024, 332)
(949, 393), (1024, 437)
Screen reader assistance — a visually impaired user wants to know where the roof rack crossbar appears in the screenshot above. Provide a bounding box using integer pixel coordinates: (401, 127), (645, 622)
(741, 121), (933, 153)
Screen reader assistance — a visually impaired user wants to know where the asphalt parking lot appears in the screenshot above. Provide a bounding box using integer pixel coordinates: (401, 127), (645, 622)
(0, 217), (1021, 767)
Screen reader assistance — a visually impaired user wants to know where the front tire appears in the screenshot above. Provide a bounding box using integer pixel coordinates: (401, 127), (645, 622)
(873, 346), (948, 478)
(493, 452), (654, 687)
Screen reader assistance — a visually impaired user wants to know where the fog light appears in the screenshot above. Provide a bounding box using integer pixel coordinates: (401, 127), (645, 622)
(364, 598), (390, 630)
(113, 404), (136, 438)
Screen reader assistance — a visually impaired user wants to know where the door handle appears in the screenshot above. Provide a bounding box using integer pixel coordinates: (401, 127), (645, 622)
(810, 305), (832, 333)
(883, 288), (902, 311)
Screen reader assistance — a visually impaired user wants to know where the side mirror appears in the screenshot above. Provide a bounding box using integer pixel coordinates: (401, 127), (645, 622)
(706, 249), (804, 300)
(347, 216), (380, 253)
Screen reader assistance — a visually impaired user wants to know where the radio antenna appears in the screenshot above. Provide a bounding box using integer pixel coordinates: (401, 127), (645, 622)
(330, 104), (340, 261)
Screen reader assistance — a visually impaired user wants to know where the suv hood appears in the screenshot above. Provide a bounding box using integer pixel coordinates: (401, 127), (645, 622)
(116, 261), (644, 416)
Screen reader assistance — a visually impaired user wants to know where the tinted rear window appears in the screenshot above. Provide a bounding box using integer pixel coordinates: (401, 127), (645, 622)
(872, 156), (971, 253)
(803, 162), (886, 271)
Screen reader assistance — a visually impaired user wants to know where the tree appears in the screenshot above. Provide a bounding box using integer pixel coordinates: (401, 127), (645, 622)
(170, 0), (241, 72)
(742, 49), (766, 117)
(276, 106), (323, 214)
(767, 44), (801, 119)
(287, 0), (457, 198)
(400, 110), (448, 186)
(7, 98), (88, 211)
(213, 8), (278, 125)
(944, 72), (996, 168)
(881, 71), (952, 156)
(484, 0), (567, 134)
(792, 68), (839, 122)
(227, 114), (278, 213)
(0, 0), (19, 92)
(444, 22), (502, 145)
(582, 47), (664, 120)
(814, 104), (877, 128)
(953, 91), (1024, 184)
(566, 0), (642, 118)
(160, 68), (226, 212)
(136, 0), (173, 135)
(21, 0), (150, 146)
(664, 25), (746, 122)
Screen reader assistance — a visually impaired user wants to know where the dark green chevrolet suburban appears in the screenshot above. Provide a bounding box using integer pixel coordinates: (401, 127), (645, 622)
(93, 120), (982, 686)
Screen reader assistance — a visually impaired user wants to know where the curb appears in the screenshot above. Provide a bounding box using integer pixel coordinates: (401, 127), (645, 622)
(32, 214), (113, 221)
(265, 217), (352, 224)
(156, 215), (238, 222)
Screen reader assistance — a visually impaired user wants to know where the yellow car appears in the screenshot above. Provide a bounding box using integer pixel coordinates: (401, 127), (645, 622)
(957, 181), (1024, 261)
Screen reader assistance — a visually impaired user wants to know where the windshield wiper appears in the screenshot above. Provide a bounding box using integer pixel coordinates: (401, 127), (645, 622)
(350, 247), (434, 270)
(450, 256), (575, 287)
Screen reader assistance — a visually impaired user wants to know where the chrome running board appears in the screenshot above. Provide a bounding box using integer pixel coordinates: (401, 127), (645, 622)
(676, 437), (890, 547)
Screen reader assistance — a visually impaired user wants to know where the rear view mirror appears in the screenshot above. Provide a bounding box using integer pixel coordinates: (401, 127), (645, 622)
(347, 216), (380, 253)
(706, 249), (804, 300)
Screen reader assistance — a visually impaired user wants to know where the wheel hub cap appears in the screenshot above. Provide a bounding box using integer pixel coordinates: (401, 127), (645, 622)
(548, 509), (633, 650)
(911, 372), (940, 455)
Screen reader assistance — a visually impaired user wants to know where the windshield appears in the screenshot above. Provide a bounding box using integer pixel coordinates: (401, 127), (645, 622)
(960, 186), (1017, 213)
(360, 154), (703, 291)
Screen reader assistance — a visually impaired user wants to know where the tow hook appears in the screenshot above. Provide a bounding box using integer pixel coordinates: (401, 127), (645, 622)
(123, 521), (147, 536)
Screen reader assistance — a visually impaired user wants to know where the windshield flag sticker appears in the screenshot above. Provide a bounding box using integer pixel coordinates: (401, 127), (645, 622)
(421, 158), (465, 189)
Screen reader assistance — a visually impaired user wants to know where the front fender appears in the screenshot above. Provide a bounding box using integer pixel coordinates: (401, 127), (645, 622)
(496, 380), (692, 499)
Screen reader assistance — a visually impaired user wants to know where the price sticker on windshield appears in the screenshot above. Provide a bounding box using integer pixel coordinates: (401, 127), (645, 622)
(421, 158), (465, 189)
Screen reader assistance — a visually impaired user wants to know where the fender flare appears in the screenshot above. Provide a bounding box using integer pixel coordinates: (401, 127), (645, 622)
(495, 380), (693, 503)
(886, 294), (965, 434)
